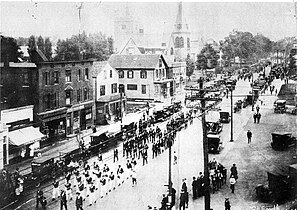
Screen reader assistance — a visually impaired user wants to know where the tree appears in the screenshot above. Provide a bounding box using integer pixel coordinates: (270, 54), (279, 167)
(54, 32), (114, 61)
(254, 33), (273, 59)
(1, 35), (22, 62)
(196, 44), (219, 70)
(37, 35), (45, 53)
(44, 37), (52, 60)
(186, 53), (195, 79)
(28, 35), (36, 50)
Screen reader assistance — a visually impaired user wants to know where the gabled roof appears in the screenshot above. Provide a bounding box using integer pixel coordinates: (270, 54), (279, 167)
(108, 54), (166, 69)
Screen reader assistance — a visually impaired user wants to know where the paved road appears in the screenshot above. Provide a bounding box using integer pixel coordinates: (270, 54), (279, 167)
(10, 77), (296, 210)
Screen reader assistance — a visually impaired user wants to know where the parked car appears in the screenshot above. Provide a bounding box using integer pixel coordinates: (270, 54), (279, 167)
(274, 100), (287, 113)
(271, 132), (296, 151)
(207, 134), (222, 154)
(219, 111), (230, 123)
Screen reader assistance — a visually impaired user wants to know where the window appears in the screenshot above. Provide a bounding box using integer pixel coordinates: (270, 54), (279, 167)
(180, 37), (184, 48)
(65, 70), (71, 82)
(100, 85), (105, 96)
(83, 87), (89, 101)
(122, 25), (126, 29)
(65, 91), (71, 105)
(170, 48), (174, 55)
(175, 37), (180, 48)
(162, 69), (165, 78)
(23, 70), (29, 85)
(141, 85), (146, 94)
(139, 29), (144, 33)
(187, 37), (190, 48)
(77, 89), (81, 102)
(111, 83), (117, 94)
(140, 70), (147, 79)
(54, 92), (59, 108)
(85, 68), (89, 80)
(110, 70), (112, 78)
(127, 70), (134, 79)
(159, 58), (162, 67)
(77, 69), (81, 81)
(156, 70), (159, 78)
(44, 94), (51, 109)
(119, 84), (124, 94)
(119, 70), (124, 78)
(44, 72), (50, 85)
(155, 85), (159, 93)
(54, 71), (59, 84)
(127, 84), (137, 90)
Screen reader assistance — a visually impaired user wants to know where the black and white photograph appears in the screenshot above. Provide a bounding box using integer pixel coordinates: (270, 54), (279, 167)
(1, 1), (297, 209)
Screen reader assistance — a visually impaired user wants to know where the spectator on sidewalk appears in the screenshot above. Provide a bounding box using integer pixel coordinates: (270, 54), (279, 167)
(60, 189), (68, 210)
(256, 113), (261, 123)
(75, 192), (83, 210)
(229, 175), (236, 193)
(131, 169), (137, 186)
(40, 196), (47, 210)
(181, 178), (188, 208)
(230, 164), (238, 180)
(192, 177), (198, 199)
(36, 187), (44, 209)
(179, 189), (186, 210)
(225, 198), (231, 210)
(113, 149), (118, 162)
(247, 130), (252, 144)
(253, 112), (257, 123)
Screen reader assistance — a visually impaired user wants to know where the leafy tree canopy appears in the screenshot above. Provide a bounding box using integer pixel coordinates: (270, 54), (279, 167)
(196, 43), (219, 70)
(1, 35), (22, 62)
(54, 32), (114, 61)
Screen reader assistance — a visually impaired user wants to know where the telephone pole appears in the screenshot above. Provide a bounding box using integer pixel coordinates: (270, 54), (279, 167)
(199, 79), (211, 210)
(184, 78), (222, 210)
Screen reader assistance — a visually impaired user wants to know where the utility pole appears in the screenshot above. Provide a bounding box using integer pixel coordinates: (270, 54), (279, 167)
(119, 85), (123, 124)
(230, 87), (234, 142)
(168, 138), (173, 209)
(184, 79), (222, 210)
(199, 78), (211, 210)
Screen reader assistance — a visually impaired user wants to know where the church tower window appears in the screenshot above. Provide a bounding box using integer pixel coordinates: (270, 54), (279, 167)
(180, 37), (184, 48)
(187, 38), (190, 48)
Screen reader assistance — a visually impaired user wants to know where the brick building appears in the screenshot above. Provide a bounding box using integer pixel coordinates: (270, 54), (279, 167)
(36, 60), (95, 145)
(108, 54), (174, 102)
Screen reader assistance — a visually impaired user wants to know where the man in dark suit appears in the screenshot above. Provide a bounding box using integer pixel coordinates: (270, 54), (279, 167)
(60, 189), (67, 210)
(75, 192), (83, 210)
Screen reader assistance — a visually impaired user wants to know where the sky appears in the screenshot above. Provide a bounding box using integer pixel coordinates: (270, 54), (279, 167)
(1, 1), (297, 45)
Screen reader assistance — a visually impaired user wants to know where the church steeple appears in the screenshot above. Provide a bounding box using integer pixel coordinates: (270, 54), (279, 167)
(174, 2), (189, 32)
(170, 2), (191, 61)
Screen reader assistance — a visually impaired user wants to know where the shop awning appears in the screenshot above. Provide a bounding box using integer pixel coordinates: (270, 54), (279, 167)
(9, 127), (45, 146)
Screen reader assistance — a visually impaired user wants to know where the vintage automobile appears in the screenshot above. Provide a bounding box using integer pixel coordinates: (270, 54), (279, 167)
(206, 121), (223, 134)
(234, 100), (243, 112)
(153, 110), (166, 123)
(274, 100), (287, 113)
(219, 111), (230, 123)
(256, 170), (290, 204)
(207, 134), (222, 154)
(172, 100), (182, 112)
(271, 132), (296, 151)
(90, 130), (119, 153)
(31, 153), (65, 182)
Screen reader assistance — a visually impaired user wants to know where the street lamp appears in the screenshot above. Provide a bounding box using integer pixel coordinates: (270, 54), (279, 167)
(227, 84), (234, 142)
(167, 137), (173, 209)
